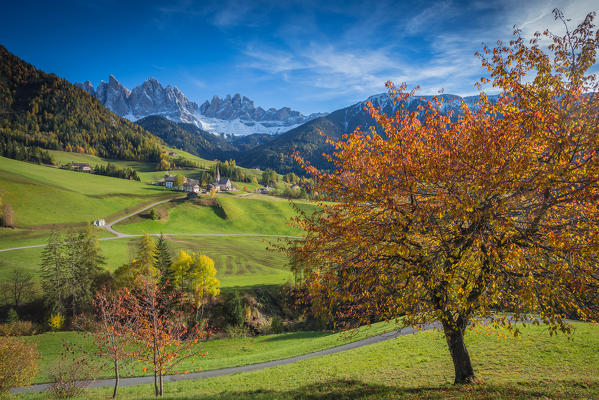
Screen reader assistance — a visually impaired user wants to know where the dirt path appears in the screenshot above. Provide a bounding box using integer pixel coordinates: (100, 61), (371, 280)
(13, 323), (439, 394)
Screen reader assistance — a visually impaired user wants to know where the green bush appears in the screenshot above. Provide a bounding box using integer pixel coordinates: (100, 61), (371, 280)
(271, 316), (284, 334)
(224, 324), (251, 338)
(224, 291), (245, 327)
(5, 309), (18, 324)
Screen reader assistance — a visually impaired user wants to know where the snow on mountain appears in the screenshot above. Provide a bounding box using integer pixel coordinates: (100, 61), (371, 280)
(76, 76), (325, 136)
(339, 92), (500, 131)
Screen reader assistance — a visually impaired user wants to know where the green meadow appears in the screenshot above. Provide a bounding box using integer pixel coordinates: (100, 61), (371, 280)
(114, 197), (315, 236)
(25, 321), (398, 383)
(18, 322), (599, 399)
(0, 156), (176, 227)
(0, 235), (293, 288)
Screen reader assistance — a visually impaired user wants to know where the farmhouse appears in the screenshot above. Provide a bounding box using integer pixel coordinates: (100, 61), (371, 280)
(183, 179), (200, 193)
(92, 218), (105, 227)
(72, 162), (92, 172)
(162, 174), (176, 188)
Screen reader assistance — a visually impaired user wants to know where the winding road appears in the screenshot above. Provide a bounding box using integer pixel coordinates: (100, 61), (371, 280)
(13, 323), (439, 394)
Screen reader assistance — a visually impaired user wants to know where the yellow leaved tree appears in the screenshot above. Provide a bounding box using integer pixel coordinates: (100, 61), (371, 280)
(170, 250), (220, 321)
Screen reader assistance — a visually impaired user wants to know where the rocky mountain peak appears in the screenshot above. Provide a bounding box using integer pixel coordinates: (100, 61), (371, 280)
(76, 77), (327, 136)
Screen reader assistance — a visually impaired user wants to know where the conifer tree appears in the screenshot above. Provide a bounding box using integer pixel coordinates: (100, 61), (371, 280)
(154, 234), (174, 285)
(40, 231), (68, 314)
(64, 226), (106, 315)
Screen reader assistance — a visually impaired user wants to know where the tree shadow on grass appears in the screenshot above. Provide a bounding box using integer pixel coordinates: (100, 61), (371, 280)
(260, 331), (330, 343)
(143, 378), (599, 399)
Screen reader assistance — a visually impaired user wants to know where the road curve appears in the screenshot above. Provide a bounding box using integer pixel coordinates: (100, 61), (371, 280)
(13, 323), (439, 394)
(103, 198), (176, 238)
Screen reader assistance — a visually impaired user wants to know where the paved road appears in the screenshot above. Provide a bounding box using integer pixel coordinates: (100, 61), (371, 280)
(13, 323), (439, 394)
(103, 198), (176, 237)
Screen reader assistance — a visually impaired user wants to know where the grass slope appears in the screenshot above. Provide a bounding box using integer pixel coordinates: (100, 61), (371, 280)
(0, 235), (291, 288)
(20, 322), (599, 399)
(114, 197), (315, 236)
(26, 321), (398, 383)
(0, 157), (174, 226)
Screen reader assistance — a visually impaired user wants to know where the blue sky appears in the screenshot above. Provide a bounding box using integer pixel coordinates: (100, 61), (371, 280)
(1, 0), (596, 113)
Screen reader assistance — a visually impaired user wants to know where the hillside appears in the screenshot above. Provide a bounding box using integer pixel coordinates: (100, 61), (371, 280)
(0, 45), (163, 162)
(239, 93), (495, 174)
(136, 115), (237, 160)
(0, 156), (174, 227)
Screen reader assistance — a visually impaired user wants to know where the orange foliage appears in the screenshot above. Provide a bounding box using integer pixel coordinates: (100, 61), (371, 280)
(286, 10), (599, 384)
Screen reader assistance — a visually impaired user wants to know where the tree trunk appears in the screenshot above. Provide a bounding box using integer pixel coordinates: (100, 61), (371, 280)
(154, 371), (158, 396)
(112, 360), (119, 399)
(442, 317), (475, 384)
(159, 372), (163, 396)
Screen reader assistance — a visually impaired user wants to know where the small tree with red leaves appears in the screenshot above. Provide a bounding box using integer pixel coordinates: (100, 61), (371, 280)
(71, 289), (137, 399)
(125, 279), (208, 397)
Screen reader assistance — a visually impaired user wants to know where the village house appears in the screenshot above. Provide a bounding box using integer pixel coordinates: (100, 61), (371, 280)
(72, 162), (92, 172)
(183, 179), (200, 194)
(163, 174), (176, 188)
(92, 218), (105, 227)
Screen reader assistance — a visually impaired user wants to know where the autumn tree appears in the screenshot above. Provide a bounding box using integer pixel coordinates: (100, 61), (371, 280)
(286, 11), (599, 384)
(170, 250), (220, 320)
(72, 289), (136, 399)
(0, 336), (39, 397)
(115, 233), (160, 288)
(125, 279), (208, 397)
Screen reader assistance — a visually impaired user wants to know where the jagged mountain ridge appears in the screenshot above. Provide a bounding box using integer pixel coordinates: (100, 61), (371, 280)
(76, 76), (326, 136)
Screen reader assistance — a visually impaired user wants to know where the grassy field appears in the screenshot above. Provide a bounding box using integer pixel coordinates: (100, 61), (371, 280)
(0, 157), (176, 227)
(114, 197), (315, 236)
(25, 321), (398, 383)
(0, 235), (293, 287)
(46, 149), (265, 185)
(18, 322), (599, 399)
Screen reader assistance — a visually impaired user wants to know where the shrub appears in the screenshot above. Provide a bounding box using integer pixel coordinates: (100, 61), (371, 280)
(224, 291), (245, 327)
(0, 336), (39, 396)
(5, 309), (18, 324)
(48, 313), (65, 331)
(47, 355), (97, 399)
(271, 316), (284, 334)
(150, 208), (159, 220)
(224, 324), (251, 338)
(0, 321), (38, 337)
(0, 204), (14, 227)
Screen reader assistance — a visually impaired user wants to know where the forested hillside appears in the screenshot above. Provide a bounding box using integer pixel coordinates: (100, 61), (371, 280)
(0, 45), (163, 162)
(136, 115), (236, 160)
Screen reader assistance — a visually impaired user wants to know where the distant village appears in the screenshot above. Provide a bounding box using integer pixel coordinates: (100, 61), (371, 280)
(157, 167), (275, 198)
(160, 167), (236, 197)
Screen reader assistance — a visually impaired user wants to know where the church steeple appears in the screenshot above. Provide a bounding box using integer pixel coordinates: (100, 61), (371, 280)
(216, 166), (220, 183)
